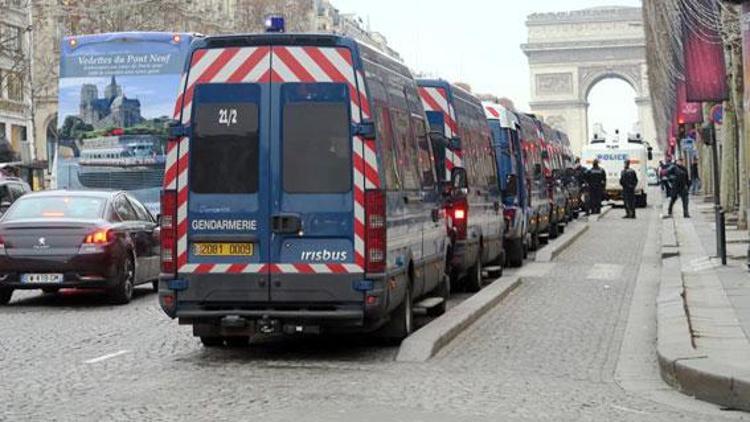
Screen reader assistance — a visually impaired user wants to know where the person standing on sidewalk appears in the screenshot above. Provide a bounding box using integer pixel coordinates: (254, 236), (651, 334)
(586, 159), (606, 214)
(690, 160), (701, 195)
(668, 158), (690, 218)
(620, 159), (638, 219)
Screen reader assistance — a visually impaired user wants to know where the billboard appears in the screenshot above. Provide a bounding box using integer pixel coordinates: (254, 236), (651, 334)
(55, 32), (192, 214)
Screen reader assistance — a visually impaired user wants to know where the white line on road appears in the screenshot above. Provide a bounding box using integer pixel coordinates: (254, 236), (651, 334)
(84, 350), (130, 364)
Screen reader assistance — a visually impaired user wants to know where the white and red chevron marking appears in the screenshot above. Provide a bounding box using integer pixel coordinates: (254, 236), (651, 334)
(419, 86), (461, 179)
(171, 45), (375, 274)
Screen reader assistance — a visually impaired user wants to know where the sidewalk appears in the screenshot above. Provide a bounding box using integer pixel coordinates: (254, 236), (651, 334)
(657, 199), (750, 410)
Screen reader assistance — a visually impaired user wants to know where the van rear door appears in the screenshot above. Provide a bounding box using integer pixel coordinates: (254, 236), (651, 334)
(267, 46), (365, 303)
(178, 47), (272, 303)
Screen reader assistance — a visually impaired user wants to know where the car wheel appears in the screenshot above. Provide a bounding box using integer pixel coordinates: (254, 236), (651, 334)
(224, 336), (249, 347)
(428, 274), (449, 317)
(109, 256), (135, 305)
(379, 283), (413, 342)
(558, 223), (565, 234)
(152, 280), (159, 292)
(200, 336), (224, 347)
(0, 288), (13, 305)
(466, 256), (483, 292)
(529, 232), (540, 251)
(42, 287), (60, 294)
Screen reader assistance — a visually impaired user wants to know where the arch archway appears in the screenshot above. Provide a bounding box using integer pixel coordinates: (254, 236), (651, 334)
(586, 76), (639, 141)
(522, 6), (655, 154)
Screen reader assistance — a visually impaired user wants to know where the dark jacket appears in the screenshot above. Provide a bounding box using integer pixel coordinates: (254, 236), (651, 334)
(620, 168), (638, 191)
(668, 163), (690, 193)
(586, 167), (606, 189)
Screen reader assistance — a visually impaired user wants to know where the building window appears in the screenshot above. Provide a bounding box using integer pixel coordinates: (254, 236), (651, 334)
(7, 71), (23, 101)
(0, 123), (6, 141)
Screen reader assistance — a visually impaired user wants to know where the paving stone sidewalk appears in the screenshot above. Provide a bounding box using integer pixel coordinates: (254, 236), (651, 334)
(658, 198), (750, 410)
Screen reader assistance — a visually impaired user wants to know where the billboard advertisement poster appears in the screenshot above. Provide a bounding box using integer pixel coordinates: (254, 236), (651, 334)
(56, 32), (192, 215)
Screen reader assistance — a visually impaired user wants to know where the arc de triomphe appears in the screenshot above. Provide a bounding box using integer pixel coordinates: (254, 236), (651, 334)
(521, 6), (655, 155)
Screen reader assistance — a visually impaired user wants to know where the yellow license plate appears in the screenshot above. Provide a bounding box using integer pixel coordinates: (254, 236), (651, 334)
(193, 243), (254, 256)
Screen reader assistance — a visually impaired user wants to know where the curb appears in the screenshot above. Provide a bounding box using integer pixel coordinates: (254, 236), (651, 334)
(534, 205), (610, 263)
(656, 216), (750, 411)
(395, 276), (521, 362)
(535, 223), (588, 262)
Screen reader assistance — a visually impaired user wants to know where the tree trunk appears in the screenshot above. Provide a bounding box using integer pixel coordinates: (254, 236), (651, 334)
(721, 99), (739, 211)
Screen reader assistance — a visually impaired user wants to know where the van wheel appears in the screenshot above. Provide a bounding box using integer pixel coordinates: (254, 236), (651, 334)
(529, 232), (540, 251)
(466, 257), (483, 293)
(428, 274), (450, 317)
(0, 288), (13, 305)
(379, 283), (414, 342)
(108, 256), (135, 305)
(507, 238), (524, 268)
(549, 220), (559, 239)
(200, 336), (224, 347)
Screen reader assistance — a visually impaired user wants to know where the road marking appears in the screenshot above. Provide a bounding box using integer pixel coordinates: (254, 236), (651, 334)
(84, 349), (130, 364)
(586, 263), (623, 281)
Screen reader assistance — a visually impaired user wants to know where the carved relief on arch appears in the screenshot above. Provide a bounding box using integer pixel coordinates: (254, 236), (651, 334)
(545, 115), (567, 132)
(578, 64), (642, 99)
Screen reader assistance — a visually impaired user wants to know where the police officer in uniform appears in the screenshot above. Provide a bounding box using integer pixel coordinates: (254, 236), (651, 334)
(620, 159), (638, 219)
(668, 158), (690, 218)
(586, 159), (606, 214)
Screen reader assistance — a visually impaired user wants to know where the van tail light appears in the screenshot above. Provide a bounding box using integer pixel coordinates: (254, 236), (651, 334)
(83, 228), (112, 244)
(365, 189), (386, 273)
(161, 190), (177, 275)
(450, 199), (468, 240)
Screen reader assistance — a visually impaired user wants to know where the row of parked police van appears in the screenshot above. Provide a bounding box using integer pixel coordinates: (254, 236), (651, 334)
(158, 33), (583, 346)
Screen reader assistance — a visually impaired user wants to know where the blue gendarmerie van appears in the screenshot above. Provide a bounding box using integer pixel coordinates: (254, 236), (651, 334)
(483, 102), (528, 268)
(417, 80), (505, 292)
(159, 33), (450, 345)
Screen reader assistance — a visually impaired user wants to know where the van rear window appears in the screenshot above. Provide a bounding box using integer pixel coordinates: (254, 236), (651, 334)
(283, 102), (351, 193)
(191, 102), (259, 194)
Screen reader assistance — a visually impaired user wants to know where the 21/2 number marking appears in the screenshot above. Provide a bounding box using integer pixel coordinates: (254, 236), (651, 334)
(218, 108), (238, 127)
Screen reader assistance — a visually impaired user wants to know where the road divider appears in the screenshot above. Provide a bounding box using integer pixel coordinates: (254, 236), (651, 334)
(396, 276), (521, 362)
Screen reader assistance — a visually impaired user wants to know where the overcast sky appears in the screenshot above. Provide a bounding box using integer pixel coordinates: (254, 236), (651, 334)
(332, 0), (643, 137)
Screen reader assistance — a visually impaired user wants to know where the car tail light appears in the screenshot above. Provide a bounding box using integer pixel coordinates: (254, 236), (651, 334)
(0, 234), (5, 254)
(504, 208), (516, 223)
(365, 189), (386, 273)
(450, 199), (468, 240)
(83, 228), (112, 244)
(161, 190), (177, 275)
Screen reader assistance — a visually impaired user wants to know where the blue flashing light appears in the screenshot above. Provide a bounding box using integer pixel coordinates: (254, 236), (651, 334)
(265, 15), (285, 33)
(353, 280), (374, 292)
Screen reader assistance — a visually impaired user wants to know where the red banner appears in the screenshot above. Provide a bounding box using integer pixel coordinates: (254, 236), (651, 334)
(683, 3), (728, 102)
(676, 81), (703, 124)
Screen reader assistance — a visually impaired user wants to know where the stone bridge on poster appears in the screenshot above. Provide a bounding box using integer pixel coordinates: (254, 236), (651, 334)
(522, 6), (656, 155)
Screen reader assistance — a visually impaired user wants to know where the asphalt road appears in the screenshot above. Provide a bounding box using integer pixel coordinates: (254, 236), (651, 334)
(1, 202), (746, 421)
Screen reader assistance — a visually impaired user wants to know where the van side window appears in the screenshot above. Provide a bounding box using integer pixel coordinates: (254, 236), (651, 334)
(191, 84), (260, 194)
(390, 108), (420, 190)
(282, 83), (351, 194)
(411, 115), (435, 189)
(374, 102), (400, 190)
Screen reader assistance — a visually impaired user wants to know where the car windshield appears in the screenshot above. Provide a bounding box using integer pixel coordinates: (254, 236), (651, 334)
(3, 196), (105, 220)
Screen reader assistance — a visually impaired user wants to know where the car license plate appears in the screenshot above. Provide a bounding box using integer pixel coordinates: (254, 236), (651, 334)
(193, 243), (253, 257)
(22, 273), (64, 284)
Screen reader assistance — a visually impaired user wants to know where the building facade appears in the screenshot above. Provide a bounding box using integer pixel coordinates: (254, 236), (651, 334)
(0, 0), (33, 162)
